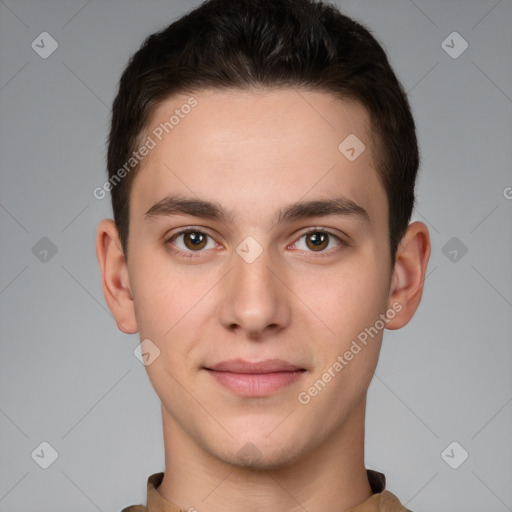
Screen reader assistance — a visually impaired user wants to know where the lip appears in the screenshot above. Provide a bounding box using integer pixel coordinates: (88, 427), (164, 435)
(204, 359), (306, 397)
(207, 359), (304, 373)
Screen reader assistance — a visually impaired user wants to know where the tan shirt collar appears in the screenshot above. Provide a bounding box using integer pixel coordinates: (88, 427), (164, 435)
(122, 470), (412, 512)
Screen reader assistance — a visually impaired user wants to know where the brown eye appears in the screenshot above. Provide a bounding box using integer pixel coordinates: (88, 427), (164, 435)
(305, 232), (329, 251)
(182, 231), (207, 250)
(293, 230), (342, 254)
(168, 229), (215, 254)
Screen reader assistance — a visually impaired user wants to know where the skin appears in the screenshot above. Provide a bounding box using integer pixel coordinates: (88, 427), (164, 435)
(96, 88), (430, 512)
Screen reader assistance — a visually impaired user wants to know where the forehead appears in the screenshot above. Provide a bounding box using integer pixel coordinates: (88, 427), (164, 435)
(130, 87), (386, 226)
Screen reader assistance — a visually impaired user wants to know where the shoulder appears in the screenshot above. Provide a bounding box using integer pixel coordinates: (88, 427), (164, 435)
(378, 490), (414, 511)
(366, 470), (413, 512)
(120, 472), (164, 512)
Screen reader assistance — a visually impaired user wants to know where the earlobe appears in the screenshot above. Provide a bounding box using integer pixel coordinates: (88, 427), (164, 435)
(96, 219), (138, 334)
(386, 221), (431, 330)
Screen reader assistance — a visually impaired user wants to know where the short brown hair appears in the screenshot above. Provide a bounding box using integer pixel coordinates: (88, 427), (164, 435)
(107, 0), (419, 264)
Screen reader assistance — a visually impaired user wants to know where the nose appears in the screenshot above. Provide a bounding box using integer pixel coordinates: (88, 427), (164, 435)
(217, 244), (291, 339)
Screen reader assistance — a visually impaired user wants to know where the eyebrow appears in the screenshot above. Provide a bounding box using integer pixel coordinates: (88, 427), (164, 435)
(144, 195), (370, 226)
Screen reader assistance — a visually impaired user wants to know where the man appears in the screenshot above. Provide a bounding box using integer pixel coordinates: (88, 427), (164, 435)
(96, 0), (431, 510)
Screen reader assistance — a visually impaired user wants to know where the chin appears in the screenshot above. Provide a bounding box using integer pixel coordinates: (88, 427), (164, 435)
(212, 433), (308, 472)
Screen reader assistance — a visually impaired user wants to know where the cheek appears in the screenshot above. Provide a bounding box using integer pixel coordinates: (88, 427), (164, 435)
(130, 258), (170, 340)
(130, 259), (202, 399)
(292, 254), (390, 345)
(128, 249), (222, 367)
(129, 248), (194, 336)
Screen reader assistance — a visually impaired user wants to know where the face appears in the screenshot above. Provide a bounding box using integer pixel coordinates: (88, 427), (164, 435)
(122, 88), (397, 468)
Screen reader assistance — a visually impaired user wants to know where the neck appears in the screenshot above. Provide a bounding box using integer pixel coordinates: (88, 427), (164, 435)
(156, 400), (373, 512)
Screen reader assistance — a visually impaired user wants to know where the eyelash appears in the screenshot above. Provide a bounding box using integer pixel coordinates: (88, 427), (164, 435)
(165, 227), (347, 258)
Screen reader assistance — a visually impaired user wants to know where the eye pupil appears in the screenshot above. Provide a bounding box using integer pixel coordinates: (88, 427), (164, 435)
(306, 232), (328, 251)
(184, 232), (207, 250)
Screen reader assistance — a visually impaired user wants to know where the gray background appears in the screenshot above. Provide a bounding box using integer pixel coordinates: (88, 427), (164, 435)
(0, 1), (511, 511)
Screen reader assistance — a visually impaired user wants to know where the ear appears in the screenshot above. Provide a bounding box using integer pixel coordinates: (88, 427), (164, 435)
(96, 218), (138, 334)
(385, 221), (431, 330)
